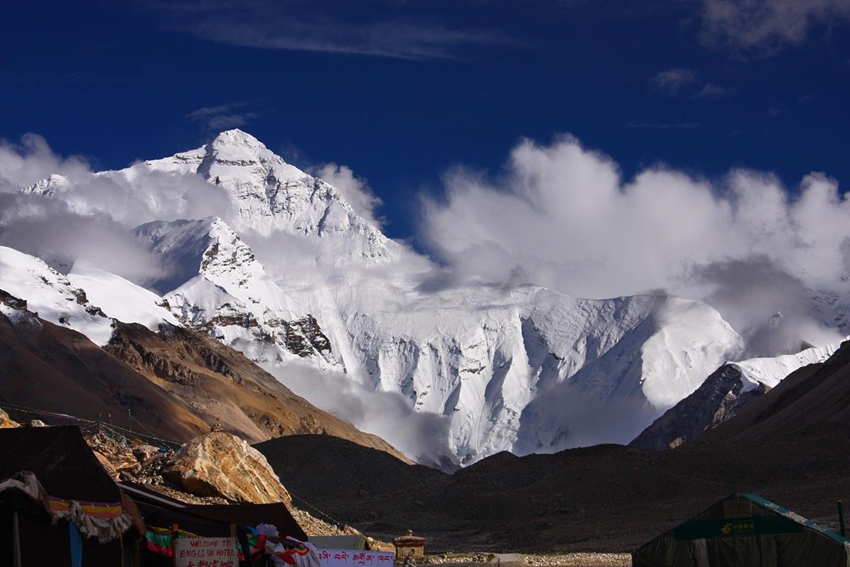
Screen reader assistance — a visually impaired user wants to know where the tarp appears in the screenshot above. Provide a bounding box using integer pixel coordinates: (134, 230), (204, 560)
(0, 426), (122, 503)
(122, 481), (307, 540)
(0, 426), (139, 567)
(184, 503), (307, 541)
(633, 493), (850, 567)
(0, 426), (136, 542)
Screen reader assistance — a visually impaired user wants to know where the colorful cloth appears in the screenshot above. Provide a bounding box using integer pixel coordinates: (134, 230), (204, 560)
(69, 523), (83, 567)
(146, 526), (266, 560)
(48, 495), (123, 519)
(255, 523), (320, 567)
(0, 471), (132, 542)
(146, 526), (200, 557)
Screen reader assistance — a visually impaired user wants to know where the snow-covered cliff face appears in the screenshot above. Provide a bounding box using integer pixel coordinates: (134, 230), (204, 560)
(0, 246), (178, 345)
(731, 340), (845, 389)
(133, 217), (336, 367)
(330, 285), (742, 462)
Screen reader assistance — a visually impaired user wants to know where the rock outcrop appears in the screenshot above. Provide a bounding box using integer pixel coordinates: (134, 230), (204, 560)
(629, 365), (768, 451)
(164, 431), (292, 506)
(0, 409), (20, 428)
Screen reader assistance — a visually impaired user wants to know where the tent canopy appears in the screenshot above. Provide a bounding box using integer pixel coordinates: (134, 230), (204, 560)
(0, 426), (121, 503)
(121, 481), (307, 540)
(0, 426), (139, 566)
(633, 493), (850, 567)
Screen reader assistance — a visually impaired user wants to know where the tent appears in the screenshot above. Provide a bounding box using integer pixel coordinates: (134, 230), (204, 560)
(121, 481), (310, 566)
(0, 426), (143, 566)
(632, 493), (850, 567)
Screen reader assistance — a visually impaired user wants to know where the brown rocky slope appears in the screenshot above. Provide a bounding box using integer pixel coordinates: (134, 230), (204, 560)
(0, 297), (405, 461)
(105, 321), (407, 459)
(0, 307), (208, 441)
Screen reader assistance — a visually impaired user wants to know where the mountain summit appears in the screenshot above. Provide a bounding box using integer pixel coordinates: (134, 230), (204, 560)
(137, 129), (399, 263)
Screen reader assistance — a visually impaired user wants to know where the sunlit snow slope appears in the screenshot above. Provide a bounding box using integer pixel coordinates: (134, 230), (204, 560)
(0, 246), (176, 345)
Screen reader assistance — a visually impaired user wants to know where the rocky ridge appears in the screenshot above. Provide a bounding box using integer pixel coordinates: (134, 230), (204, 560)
(74, 425), (370, 539)
(629, 365), (767, 451)
(630, 339), (846, 451)
(104, 320), (408, 459)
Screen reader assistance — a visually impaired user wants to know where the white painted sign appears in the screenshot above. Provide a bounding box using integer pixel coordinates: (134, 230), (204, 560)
(316, 550), (395, 567)
(175, 537), (239, 567)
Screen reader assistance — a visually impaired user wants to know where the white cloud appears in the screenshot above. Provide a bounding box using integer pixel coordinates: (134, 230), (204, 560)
(0, 194), (168, 284)
(649, 68), (697, 96)
(694, 82), (736, 99)
(701, 0), (850, 53)
(313, 163), (384, 228)
(259, 358), (455, 467)
(154, 0), (515, 61)
(186, 103), (261, 130)
(0, 133), (90, 189)
(420, 135), (850, 356)
(0, 134), (233, 285)
(648, 69), (734, 100)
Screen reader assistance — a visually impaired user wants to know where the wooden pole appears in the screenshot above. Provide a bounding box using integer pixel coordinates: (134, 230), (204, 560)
(839, 500), (847, 537)
(134, 538), (142, 567)
(12, 510), (22, 567)
(172, 523), (179, 567)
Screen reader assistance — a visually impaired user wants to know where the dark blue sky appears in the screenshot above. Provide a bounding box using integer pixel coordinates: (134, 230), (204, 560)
(3, 0), (849, 240)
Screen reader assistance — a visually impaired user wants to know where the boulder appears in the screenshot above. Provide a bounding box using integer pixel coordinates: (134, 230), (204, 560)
(0, 409), (20, 429)
(164, 431), (291, 505)
(133, 444), (161, 463)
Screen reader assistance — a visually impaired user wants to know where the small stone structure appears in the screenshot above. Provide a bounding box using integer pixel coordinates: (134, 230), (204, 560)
(393, 530), (426, 563)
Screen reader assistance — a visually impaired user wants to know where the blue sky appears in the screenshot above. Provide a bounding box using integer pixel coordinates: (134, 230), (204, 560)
(3, 0), (849, 241)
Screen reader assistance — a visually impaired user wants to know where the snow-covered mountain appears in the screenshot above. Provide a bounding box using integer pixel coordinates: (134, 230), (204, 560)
(630, 339), (846, 451)
(731, 340), (845, 389)
(0, 246), (176, 345)
(133, 216), (336, 367)
(132, 129), (400, 263)
(13, 129), (844, 465)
